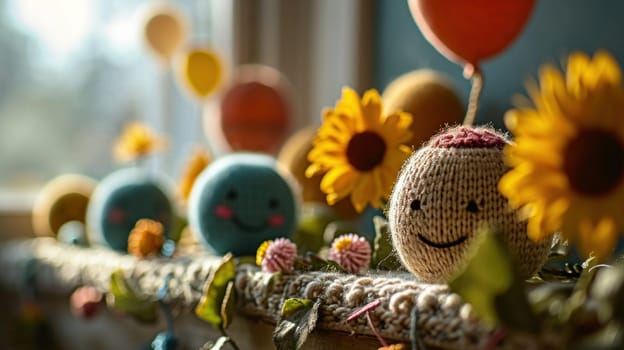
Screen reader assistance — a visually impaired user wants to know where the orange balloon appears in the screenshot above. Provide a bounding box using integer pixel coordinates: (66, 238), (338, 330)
(408, 0), (535, 71)
(220, 66), (291, 153)
(144, 6), (187, 62)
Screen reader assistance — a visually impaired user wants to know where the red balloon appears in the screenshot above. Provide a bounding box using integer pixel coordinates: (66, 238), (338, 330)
(220, 66), (291, 154)
(408, 0), (536, 72)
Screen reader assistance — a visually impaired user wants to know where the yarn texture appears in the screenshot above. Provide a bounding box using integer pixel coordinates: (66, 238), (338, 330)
(0, 238), (490, 349)
(388, 126), (551, 283)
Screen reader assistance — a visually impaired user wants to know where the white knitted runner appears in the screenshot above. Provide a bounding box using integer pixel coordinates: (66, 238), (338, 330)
(0, 238), (491, 349)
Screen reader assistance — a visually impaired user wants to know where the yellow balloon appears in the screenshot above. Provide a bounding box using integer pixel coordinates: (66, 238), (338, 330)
(179, 48), (224, 99)
(144, 5), (187, 61)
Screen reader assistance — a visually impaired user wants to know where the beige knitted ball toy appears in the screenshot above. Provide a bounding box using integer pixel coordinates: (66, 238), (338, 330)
(388, 126), (551, 283)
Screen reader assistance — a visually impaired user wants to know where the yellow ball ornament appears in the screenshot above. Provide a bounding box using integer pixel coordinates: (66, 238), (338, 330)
(32, 174), (97, 238)
(382, 70), (464, 149)
(278, 127), (358, 220)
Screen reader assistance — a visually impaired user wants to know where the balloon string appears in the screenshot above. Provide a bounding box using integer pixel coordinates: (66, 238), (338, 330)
(463, 68), (483, 126)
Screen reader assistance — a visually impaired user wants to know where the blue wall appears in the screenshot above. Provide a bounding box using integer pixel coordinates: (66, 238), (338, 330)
(375, 0), (624, 129)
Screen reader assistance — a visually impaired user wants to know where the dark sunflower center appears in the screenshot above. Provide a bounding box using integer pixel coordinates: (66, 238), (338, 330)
(346, 131), (386, 171)
(563, 129), (624, 195)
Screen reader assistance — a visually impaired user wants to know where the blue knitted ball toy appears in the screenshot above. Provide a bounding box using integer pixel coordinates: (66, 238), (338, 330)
(87, 167), (174, 252)
(188, 153), (299, 256)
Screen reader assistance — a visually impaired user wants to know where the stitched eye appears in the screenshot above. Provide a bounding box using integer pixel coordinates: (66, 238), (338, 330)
(268, 198), (279, 209)
(466, 199), (479, 213)
(226, 189), (237, 200)
(410, 199), (421, 211)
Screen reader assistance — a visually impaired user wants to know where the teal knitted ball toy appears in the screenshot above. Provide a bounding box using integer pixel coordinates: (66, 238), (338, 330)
(86, 167), (174, 252)
(188, 153), (299, 256)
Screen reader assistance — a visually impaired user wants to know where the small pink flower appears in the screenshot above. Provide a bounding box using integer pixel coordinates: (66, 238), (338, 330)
(329, 234), (371, 273)
(261, 238), (297, 273)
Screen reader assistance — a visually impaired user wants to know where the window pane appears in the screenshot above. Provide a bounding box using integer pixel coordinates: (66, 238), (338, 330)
(0, 0), (219, 190)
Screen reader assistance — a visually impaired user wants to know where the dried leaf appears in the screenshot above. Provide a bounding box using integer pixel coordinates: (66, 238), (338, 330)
(107, 269), (157, 323)
(220, 281), (235, 329)
(274, 298), (321, 350)
(591, 262), (624, 323)
(572, 321), (623, 350)
(200, 336), (230, 350)
(195, 253), (236, 329)
(294, 253), (347, 273)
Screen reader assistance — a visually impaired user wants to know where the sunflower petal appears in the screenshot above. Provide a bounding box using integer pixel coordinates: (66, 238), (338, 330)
(577, 217), (618, 260)
(350, 174), (375, 213)
(361, 89), (383, 129)
(335, 87), (362, 116)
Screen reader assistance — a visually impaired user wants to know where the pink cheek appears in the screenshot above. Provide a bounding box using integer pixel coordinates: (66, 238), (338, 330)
(214, 204), (234, 219)
(108, 208), (126, 225)
(268, 214), (285, 227)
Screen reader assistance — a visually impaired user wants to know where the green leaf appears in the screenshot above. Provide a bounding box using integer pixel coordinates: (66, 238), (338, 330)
(235, 256), (256, 266)
(280, 298), (313, 319)
(195, 253), (236, 329)
(274, 298), (321, 350)
(200, 336), (230, 350)
(108, 269), (158, 323)
(169, 214), (187, 242)
(371, 216), (403, 270)
(449, 225), (538, 332)
(262, 271), (281, 298)
(293, 254), (347, 273)
(308, 254), (345, 272)
(318, 259), (347, 273)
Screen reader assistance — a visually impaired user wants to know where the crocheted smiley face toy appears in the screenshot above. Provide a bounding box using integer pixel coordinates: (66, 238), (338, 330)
(388, 126), (551, 283)
(87, 168), (175, 252)
(189, 153), (299, 256)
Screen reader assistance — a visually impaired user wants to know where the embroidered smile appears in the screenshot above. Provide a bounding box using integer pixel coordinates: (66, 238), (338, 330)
(231, 216), (268, 233)
(417, 233), (467, 248)
(214, 204), (285, 233)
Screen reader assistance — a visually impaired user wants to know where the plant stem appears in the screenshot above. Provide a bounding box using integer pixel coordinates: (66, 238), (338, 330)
(366, 311), (388, 347)
(220, 328), (240, 350)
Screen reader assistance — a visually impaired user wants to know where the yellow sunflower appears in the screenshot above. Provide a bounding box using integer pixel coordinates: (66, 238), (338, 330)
(113, 122), (167, 163)
(499, 51), (624, 260)
(306, 88), (413, 212)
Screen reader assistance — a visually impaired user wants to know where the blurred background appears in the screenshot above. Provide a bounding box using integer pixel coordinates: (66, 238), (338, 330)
(1, 0), (623, 224)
